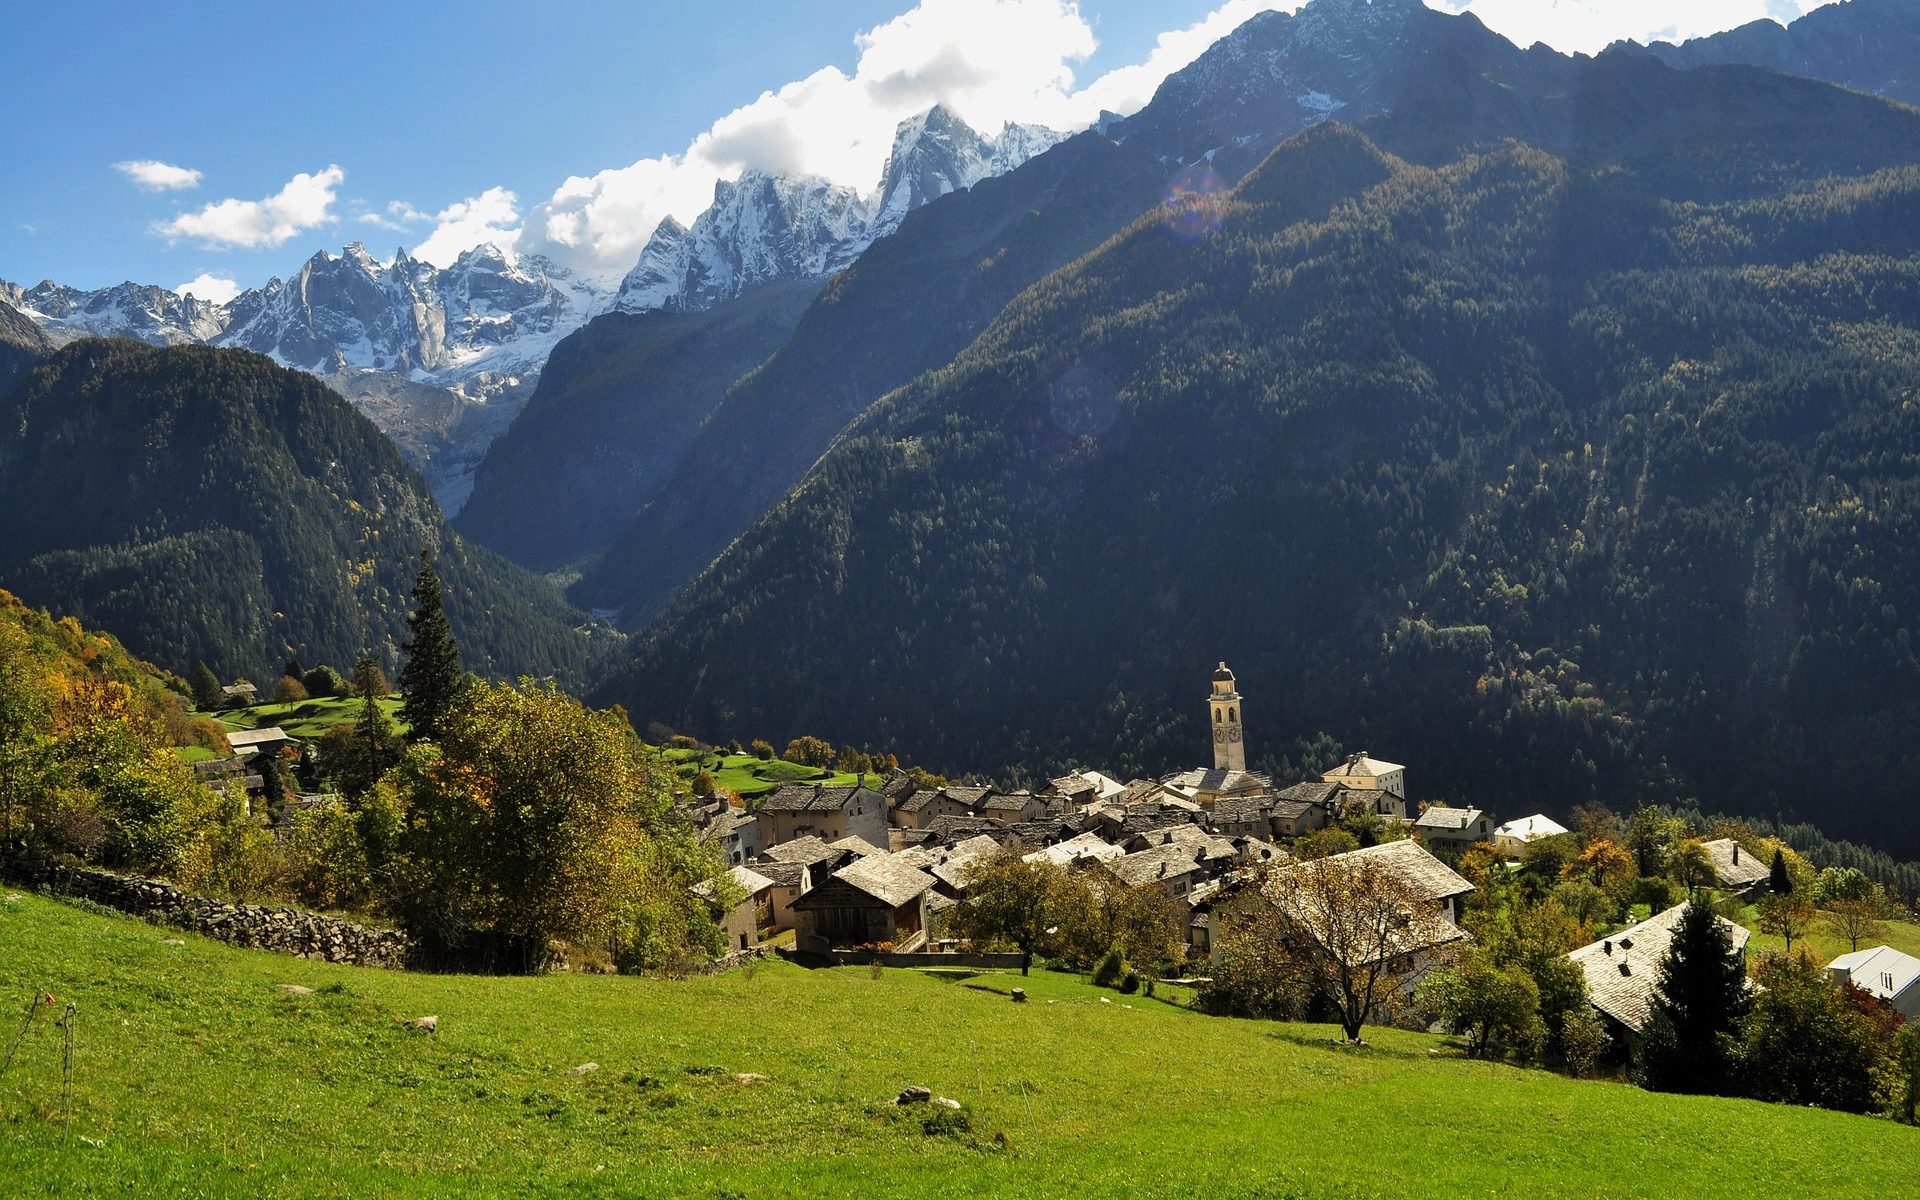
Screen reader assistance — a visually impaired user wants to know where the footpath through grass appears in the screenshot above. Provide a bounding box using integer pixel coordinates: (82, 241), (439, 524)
(0, 890), (1911, 1199)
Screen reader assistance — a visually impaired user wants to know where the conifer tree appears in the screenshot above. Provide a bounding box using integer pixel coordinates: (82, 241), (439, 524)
(191, 661), (222, 710)
(398, 552), (462, 743)
(340, 656), (400, 798)
(1636, 902), (1750, 1094)
(1768, 847), (1793, 894)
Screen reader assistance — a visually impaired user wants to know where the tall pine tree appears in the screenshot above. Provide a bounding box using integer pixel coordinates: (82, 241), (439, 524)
(398, 552), (462, 743)
(1635, 902), (1750, 1095)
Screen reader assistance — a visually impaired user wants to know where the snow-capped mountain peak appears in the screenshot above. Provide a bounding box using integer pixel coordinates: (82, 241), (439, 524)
(613, 104), (1066, 315)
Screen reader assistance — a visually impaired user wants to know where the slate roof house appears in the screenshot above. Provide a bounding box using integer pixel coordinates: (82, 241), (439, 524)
(1413, 806), (1491, 848)
(1568, 905), (1752, 1039)
(700, 808), (764, 867)
(756, 861), (812, 932)
(1700, 838), (1770, 896)
(755, 784), (887, 849)
(891, 787), (976, 830)
(695, 865), (775, 953)
(792, 853), (938, 951)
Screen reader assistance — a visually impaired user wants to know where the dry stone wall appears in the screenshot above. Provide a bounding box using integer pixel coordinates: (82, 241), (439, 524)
(2, 853), (409, 969)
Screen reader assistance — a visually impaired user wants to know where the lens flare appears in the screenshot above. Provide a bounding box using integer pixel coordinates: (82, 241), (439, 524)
(1161, 162), (1226, 241)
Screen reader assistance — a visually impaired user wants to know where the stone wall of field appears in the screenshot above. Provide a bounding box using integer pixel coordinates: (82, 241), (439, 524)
(1, 852), (410, 969)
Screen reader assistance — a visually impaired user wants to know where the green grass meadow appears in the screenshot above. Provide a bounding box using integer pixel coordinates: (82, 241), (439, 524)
(212, 695), (408, 740)
(660, 748), (880, 798)
(0, 890), (1911, 1198)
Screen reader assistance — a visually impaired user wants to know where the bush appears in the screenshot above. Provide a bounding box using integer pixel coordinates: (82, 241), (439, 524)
(1090, 943), (1128, 989)
(1119, 971), (1141, 994)
(749, 739), (774, 761)
(302, 665), (346, 698)
(691, 771), (716, 797)
(1560, 1010), (1608, 1079)
(783, 736), (835, 769)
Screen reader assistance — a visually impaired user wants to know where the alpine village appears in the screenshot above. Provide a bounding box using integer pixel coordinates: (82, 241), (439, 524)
(5, 2), (1920, 1196)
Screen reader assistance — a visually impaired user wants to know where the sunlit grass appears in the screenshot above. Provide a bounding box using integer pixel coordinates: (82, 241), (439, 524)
(0, 890), (1908, 1198)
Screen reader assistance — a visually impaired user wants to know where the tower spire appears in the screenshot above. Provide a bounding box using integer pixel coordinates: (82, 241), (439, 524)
(1209, 661), (1245, 772)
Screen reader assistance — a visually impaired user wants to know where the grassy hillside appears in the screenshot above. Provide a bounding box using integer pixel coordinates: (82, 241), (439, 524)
(0, 891), (1910, 1198)
(211, 694), (408, 740)
(660, 747), (878, 797)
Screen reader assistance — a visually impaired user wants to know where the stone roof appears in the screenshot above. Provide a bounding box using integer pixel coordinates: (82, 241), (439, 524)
(1275, 781), (1344, 807)
(1493, 814), (1568, 843)
(834, 853), (938, 908)
(1324, 753), (1404, 778)
(880, 773), (917, 800)
(980, 791), (1032, 812)
(1161, 767), (1270, 796)
(756, 861), (810, 890)
(757, 784), (880, 813)
(942, 786), (992, 808)
(1047, 775), (1098, 799)
(895, 788), (950, 814)
(1210, 795), (1273, 824)
(830, 834), (885, 857)
(928, 835), (1004, 889)
(1413, 806), (1484, 831)
(760, 835), (842, 866)
(1700, 838), (1770, 889)
(1108, 841), (1226, 887)
(699, 809), (758, 841)
(694, 864), (775, 903)
(1023, 831), (1125, 867)
(1569, 904), (1751, 1034)
(226, 727), (290, 748)
(1340, 839), (1474, 901)
(926, 815), (1001, 842)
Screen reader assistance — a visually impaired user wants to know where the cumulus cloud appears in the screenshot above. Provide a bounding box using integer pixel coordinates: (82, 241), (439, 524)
(114, 159), (203, 191)
(157, 165), (344, 249)
(175, 273), (241, 304)
(522, 0), (1115, 274)
(410, 187), (521, 267)
(357, 199), (431, 232)
(1433, 0), (1832, 55)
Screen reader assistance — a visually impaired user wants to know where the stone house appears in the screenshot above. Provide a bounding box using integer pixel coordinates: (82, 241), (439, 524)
(1700, 838), (1770, 896)
(1568, 904), (1751, 1042)
(701, 808), (764, 867)
(792, 853), (938, 951)
(755, 861), (812, 932)
(754, 784), (887, 849)
(1413, 806), (1491, 849)
(697, 865), (775, 953)
(1320, 753), (1407, 803)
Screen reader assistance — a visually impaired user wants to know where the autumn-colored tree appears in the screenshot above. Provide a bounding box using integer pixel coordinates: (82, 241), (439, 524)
(1823, 896), (1889, 953)
(387, 679), (729, 972)
(951, 853), (1070, 974)
(1262, 851), (1457, 1042)
(1758, 890), (1816, 956)
(1671, 838), (1715, 898)
(1570, 837), (1635, 898)
(782, 735), (835, 769)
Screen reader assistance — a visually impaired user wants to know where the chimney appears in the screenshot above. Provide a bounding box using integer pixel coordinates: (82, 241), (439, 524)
(1732, 844), (1740, 865)
(1603, 940), (1612, 956)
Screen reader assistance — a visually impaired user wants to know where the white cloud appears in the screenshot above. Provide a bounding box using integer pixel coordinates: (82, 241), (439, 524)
(156, 165), (345, 249)
(523, 0), (1117, 274)
(357, 199), (431, 232)
(114, 159), (203, 191)
(410, 187), (521, 267)
(1433, 0), (1833, 56)
(175, 273), (241, 304)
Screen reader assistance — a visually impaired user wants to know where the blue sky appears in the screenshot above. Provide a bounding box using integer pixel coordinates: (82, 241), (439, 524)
(0, 0), (1830, 298)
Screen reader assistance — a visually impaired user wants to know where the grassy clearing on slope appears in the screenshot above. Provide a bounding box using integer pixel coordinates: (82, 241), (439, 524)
(1736, 904), (1920, 964)
(661, 748), (880, 798)
(0, 890), (1910, 1199)
(210, 695), (408, 739)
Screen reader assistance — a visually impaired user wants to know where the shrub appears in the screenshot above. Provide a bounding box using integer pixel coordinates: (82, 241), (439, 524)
(1560, 1010), (1608, 1079)
(691, 771), (716, 797)
(1090, 943), (1128, 989)
(1118, 971), (1141, 995)
(301, 665), (346, 698)
(749, 739), (775, 761)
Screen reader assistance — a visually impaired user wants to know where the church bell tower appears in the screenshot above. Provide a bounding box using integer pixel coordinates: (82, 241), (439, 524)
(1209, 661), (1245, 772)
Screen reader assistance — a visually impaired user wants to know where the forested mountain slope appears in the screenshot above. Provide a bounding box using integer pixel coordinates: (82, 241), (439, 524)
(607, 60), (1920, 858)
(0, 342), (608, 684)
(456, 278), (822, 571)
